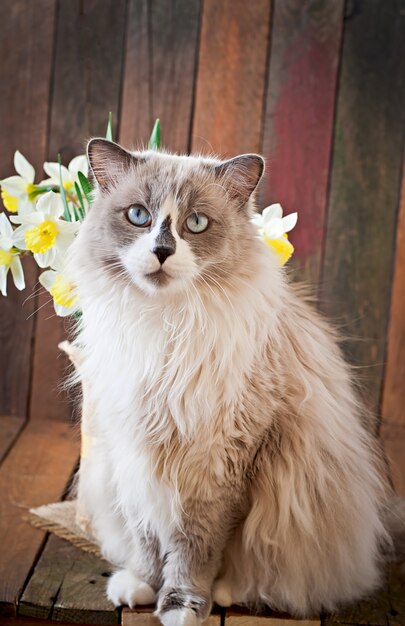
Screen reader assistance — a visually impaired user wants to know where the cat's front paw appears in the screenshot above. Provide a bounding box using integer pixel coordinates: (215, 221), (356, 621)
(107, 569), (156, 608)
(158, 607), (200, 626)
(157, 588), (210, 626)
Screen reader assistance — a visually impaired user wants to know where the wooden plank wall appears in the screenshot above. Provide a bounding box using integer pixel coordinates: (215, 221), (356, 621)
(0, 0), (404, 615)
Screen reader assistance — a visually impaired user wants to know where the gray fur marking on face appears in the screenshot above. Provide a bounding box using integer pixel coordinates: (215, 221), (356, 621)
(153, 216), (176, 264)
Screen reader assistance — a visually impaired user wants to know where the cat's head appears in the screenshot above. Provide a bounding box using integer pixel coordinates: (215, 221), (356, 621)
(79, 139), (264, 297)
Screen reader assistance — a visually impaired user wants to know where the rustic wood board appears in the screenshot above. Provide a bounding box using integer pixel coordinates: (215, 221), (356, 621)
(122, 607), (221, 625)
(260, 0), (344, 285)
(20, 533), (118, 624)
(319, 0), (405, 421)
(27, 294), (73, 425)
(380, 160), (405, 496)
(324, 563), (405, 626)
(0, 420), (79, 617)
(0, 0), (55, 421)
(120, 0), (201, 153)
(191, 0), (271, 157)
(224, 605), (320, 626)
(225, 618), (319, 626)
(0, 416), (25, 465)
(48, 0), (127, 162)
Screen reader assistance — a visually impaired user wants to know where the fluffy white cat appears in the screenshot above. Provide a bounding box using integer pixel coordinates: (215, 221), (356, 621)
(68, 139), (391, 626)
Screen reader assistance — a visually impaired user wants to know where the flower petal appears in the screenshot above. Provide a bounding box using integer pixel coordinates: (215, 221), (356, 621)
(14, 150), (35, 183)
(281, 212), (298, 233)
(0, 212), (14, 240)
(49, 192), (64, 219)
(39, 269), (56, 291)
(34, 246), (56, 268)
(262, 203), (283, 222)
(11, 225), (29, 249)
(262, 218), (285, 240)
(0, 265), (8, 296)
(43, 162), (71, 184)
(54, 301), (76, 317)
(0, 176), (27, 198)
(69, 155), (88, 179)
(10, 255), (25, 290)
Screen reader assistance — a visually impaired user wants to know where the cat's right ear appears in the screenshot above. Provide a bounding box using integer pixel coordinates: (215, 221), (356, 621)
(87, 138), (135, 191)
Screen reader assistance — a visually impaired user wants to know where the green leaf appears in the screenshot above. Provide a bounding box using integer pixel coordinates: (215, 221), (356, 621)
(58, 154), (71, 221)
(148, 118), (161, 150)
(106, 111), (113, 141)
(74, 182), (86, 220)
(78, 171), (93, 204)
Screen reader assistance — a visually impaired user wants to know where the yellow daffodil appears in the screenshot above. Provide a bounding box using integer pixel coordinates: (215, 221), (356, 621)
(0, 150), (38, 214)
(39, 269), (79, 317)
(41, 154), (88, 192)
(10, 191), (79, 270)
(251, 203), (298, 266)
(0, 212), (25, 296)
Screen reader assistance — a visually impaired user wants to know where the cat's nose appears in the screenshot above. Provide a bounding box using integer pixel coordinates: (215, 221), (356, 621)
(153, 245), (175, 265)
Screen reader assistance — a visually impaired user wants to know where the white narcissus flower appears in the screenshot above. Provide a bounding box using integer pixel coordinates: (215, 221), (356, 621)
(0, 150), (37, 214)
(0, 212), (25, 296)
(251, 203), (298, 266)
(39, 269), (79, 317)
(10, 191), (80, 269)
(41, 154), (88, 192)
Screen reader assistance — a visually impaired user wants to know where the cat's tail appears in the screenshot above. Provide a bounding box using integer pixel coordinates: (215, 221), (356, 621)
(383, 496), (405, 561)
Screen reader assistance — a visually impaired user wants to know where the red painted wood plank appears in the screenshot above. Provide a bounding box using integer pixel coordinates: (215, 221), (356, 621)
(260, 0), (344, 284)
(0, 0), (56, 420)
(120, 0), (201, 153)
(191, 0), (271, 157)
(380, 158), (405, 495)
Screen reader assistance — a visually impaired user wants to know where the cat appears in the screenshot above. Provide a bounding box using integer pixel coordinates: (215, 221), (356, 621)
(68, 138), (390, 626)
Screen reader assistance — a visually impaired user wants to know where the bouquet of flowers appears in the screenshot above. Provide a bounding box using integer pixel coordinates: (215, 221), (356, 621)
(0, 116), (161, 316)
(0, 114), (297, 318)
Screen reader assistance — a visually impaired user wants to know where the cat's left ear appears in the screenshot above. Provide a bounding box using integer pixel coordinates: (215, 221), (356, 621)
(87, 138), (137, 191)
(214, 154), (265, 206)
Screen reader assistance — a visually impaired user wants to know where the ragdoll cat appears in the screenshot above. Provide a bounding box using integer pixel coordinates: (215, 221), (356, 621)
(68, 139), (390, 626)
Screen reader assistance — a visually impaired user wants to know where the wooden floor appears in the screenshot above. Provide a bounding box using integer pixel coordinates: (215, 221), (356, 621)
(0, 426), (404, 626)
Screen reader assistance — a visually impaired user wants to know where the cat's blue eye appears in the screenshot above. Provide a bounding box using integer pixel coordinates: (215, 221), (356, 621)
(185, 213), (209, 234)
(127, 205), (152, 227)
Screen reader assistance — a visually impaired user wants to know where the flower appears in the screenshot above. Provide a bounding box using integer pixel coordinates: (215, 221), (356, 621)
(251, 203), (298, 266)
(41, 154), (88, 192)
(0, 212), (25, 296)
(39, 269), (78, 317)
(10, 191), (79, 269)
(0, 151), (37, 213)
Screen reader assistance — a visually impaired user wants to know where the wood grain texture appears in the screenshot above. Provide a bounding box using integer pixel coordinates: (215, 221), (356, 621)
(20, 534), (118, 624)
(120, 0), (201, 153)
(122, 608), (220, 626)
(48, 0), (127, 162)
(191, 0), (271, 157)
(225, 617), (319, 625)
(380, 158), (405, 495)
(0, 416), (25, 464)
(30, 0), (129, 430)
(0, 0), (55, 420)
(0, 420), (79, 617)
(260, 0), (344, 284)
(319, 0), (405, 420)
(28, 293), (72, 424)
